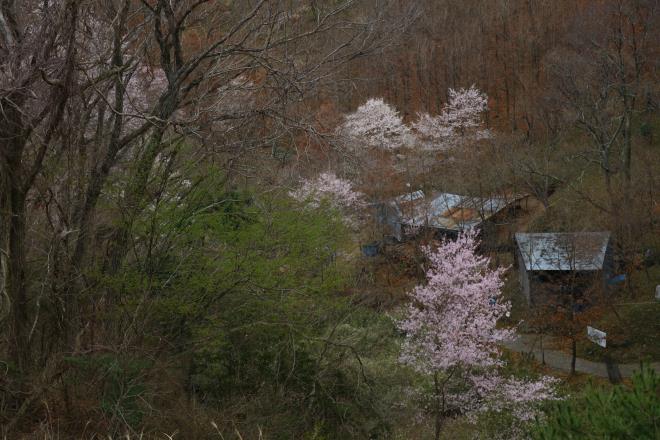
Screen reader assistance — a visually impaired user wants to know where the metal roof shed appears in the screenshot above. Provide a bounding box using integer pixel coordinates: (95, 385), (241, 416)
(375, 190), (530, 242)
(515, 232), (613, 304)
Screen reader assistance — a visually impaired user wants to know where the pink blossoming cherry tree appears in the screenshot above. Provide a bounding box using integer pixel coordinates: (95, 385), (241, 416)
(397, 230), (557, 439)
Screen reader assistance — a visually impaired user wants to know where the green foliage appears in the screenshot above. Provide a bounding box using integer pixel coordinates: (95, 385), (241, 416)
(108, 168), (404, 438)
(534, 365), (660, 439)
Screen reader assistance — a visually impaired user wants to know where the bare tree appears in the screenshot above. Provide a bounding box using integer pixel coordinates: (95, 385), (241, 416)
(546, 0), (658, 207)
(0, 1), (413, 429)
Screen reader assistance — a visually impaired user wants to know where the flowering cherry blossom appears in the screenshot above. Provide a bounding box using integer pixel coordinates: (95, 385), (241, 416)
(289, 172), (363, 210)
(338, 98), (410, 150)
(412, 85), (489, 150)
(466, 373), (559, 421)
(411, 111), (455, 150)
(440, 85), (489, 134)
(397, 230), (557, 429)
(398, 229), (512, 373)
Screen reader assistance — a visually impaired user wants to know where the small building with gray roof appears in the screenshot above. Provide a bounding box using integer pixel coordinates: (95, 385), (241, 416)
(515, 232), (613, 304)
(375, 190), (530, 248)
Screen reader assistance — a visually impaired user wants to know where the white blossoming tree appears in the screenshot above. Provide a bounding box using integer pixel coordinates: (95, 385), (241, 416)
(412, 85), (491, 150)
(290, 172), (364, 211)
(440, 85), (489, 134)
(339, 98), (411, 150)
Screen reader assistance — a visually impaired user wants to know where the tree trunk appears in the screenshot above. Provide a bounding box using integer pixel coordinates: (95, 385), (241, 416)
(434, 373), (443, 440)
(570, 338), (577, 375)
(6, 175), (30, 372)
(1, 100), (31, 372)
(622, 103), (632, 190)
(106, 129), (168, 273)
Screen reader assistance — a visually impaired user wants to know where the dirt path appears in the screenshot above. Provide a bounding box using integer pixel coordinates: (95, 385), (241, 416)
(502, 334), (660, 378)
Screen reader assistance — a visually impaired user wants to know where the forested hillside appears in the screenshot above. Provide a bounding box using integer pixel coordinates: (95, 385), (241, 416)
(1, 1), (658, 438)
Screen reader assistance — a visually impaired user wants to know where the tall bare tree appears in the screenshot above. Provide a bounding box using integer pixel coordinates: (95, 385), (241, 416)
(0, 1), (413, 430)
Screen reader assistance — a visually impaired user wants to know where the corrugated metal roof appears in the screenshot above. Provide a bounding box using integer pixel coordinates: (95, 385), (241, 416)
(515, 232), (610, 271)
(394, 190), (425, 204)
(390, 191), (520, 232)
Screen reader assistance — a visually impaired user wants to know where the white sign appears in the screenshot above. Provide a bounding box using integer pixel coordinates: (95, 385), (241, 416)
(655, 285), (660, 301)
(587, 326), (606, 348)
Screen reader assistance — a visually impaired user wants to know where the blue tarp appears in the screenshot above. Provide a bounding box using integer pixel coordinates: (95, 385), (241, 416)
(607, 274), (626, 285)
(361, 242), (381, 257)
